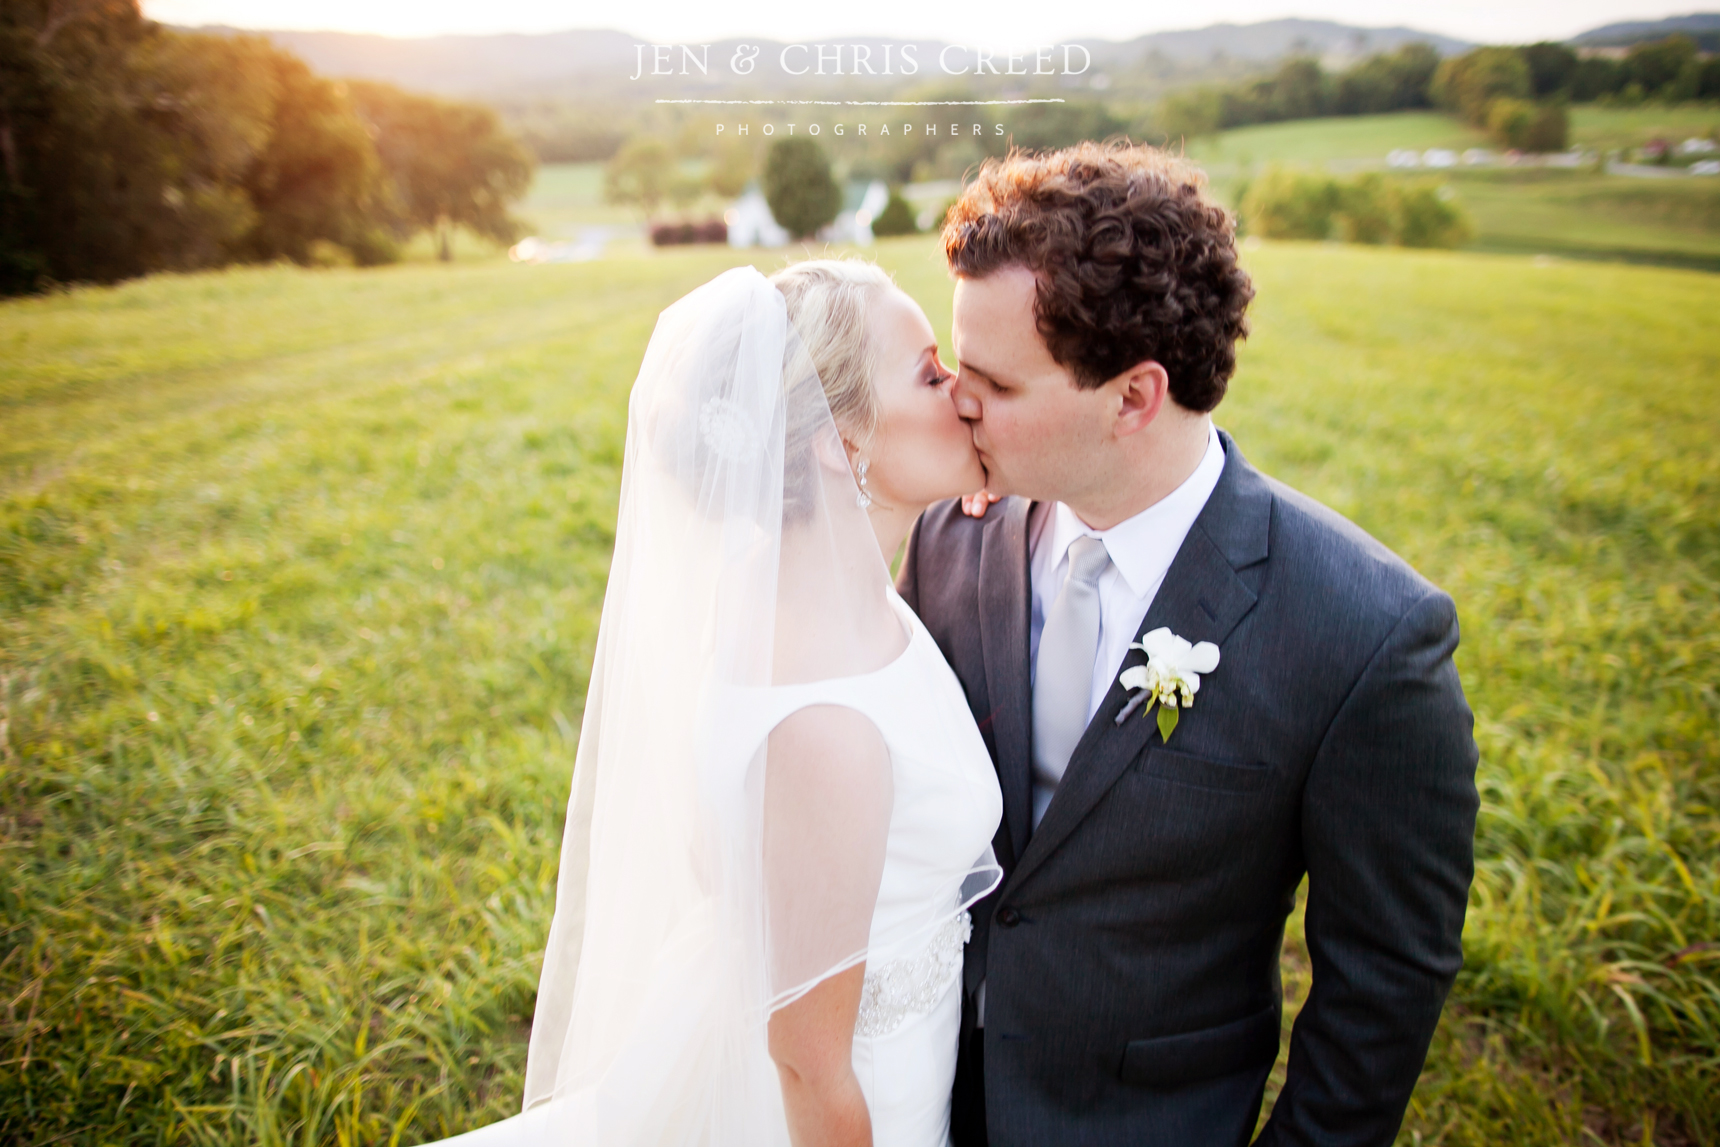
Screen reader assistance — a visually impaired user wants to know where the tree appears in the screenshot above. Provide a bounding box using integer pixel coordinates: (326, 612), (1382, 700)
(869, 191), (917, 237)
(1701, 58), (1720, 101)
(1334, 43), (1438, 115)
(1623, 35), (1699, 99)
(1521, 42), (1579, 98)
(0, 0), (225, 289)
(603, 137), (673, 215)
(763, 137), (841, 241)
(347, 80), (534, 261)
(234, 50), (390, 265)
(1433, 47), (1532, 126)
(1571, 56), (1624, 101)
(707, 139), (753, 198)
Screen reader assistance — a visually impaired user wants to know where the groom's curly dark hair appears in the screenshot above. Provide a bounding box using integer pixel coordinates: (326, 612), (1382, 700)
(942, 140), (1254, 413)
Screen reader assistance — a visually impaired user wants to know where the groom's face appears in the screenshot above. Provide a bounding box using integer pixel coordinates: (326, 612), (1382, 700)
(949, 267), (1114, 503)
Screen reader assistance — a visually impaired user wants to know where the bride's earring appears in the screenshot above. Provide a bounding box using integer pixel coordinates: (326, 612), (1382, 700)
(855, 458), (873, 510)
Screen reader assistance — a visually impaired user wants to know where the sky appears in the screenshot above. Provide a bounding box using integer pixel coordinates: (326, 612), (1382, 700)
(140, 1), (1708, 48)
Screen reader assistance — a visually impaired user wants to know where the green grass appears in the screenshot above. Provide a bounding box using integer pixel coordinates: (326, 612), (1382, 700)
(1443, 168), (1720, 271)
(1187, 110), (1492, 174)
(513, 161), (731, 246)
(1189, 107), (1720, 271)
(2, 237), (1717, 1145)
(512, 161), (639, 236)
(1566, 105), (1720, 153)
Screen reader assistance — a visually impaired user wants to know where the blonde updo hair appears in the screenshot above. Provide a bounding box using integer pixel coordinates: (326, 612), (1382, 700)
(769, 258), (896, 452)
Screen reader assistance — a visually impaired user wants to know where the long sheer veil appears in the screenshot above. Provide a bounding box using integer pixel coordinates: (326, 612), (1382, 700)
(518, 265), (989, 1144)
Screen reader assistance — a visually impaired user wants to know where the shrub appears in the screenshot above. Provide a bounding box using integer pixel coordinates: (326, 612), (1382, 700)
(1240, 166), (1472, 250)
(869, 191), (917, 237)
(1521, 103), (1569, 153)
(1239, 167), (1341, 240)
(1486, 98), (1568, 153)
(762, 138), (841, 241)
(1336, 173), (1395, 244)
(1396, 186), (1472, 248)
(1486, 98), (1537, 148)
(648, 218), (727, 246)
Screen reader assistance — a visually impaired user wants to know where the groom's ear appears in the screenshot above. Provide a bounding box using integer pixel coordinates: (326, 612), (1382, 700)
(1112, 360), (1170, 439)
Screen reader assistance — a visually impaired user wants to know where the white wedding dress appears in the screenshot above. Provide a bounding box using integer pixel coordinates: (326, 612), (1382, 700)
(435, 585), (1003, 1147)
(723, 586), (1003, 1145)
(421, 266), (1002, 1147)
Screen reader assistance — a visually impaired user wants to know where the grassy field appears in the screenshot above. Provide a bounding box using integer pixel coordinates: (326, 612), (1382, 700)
(2, 236), (1717, 1145)
(1185, 107), (1720, 270)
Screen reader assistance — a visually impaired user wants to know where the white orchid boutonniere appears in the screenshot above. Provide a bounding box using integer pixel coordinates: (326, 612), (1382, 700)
(1113, 627), (1221, 743)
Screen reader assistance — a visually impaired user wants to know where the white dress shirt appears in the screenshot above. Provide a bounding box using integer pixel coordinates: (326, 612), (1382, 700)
(1029, 420), (1227, 730)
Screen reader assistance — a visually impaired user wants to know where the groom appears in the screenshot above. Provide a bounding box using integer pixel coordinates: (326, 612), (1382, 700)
(896, 142), (1479, 1146)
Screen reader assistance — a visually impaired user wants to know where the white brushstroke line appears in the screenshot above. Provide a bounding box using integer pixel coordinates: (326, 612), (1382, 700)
(653, 98), (1068, 106)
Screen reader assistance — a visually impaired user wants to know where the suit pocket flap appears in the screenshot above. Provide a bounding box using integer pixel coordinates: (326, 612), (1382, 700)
(1119, 1003), (1280, 1089)
(1141, 747), (1274, 792)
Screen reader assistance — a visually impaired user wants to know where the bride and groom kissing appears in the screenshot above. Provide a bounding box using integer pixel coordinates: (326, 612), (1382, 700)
(428, 140), (1480, 1147)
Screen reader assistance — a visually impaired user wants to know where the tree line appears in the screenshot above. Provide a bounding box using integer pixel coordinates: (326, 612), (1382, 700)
(1160, 36), (1720, 149)
(0, 0), (535, 296)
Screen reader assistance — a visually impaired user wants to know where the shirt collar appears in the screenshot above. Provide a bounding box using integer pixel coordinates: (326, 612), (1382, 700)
(1043, 421), (1226, 598)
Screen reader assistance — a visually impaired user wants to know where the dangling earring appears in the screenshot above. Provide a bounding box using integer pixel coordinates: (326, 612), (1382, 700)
(855, 458), (873, 510)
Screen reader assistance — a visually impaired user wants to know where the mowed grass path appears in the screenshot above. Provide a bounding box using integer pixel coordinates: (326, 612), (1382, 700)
(2, 239), (1717, 1144)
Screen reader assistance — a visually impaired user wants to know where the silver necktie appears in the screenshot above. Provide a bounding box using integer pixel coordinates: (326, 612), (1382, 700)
(1031, 535), (1111, 830)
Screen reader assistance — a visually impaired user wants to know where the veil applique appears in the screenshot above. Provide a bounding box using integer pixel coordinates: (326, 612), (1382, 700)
(518, 266), (998, 1145)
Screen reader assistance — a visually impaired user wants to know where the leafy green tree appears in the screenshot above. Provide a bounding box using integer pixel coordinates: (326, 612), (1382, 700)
(234, 50), (390, 265)
(1571, 56), (1625, 101)
(0, 0), (240, 289)
(995, 100), (1127, 151)
(604, 137), (673, 215)
(1521, 43), (1579, 98)
(1623, 35), (1699, 99)
(1701, 58), (1720, 101)
(869, 191), (917, 237)
(1433, 47), (1533, 126)
(347, 80), (534, 261)
(763, 137), (841, 241)
(1334, 43), (1438, 115)
(707, 139), (754, 198)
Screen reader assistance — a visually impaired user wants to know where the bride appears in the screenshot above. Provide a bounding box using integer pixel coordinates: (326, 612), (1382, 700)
(425, 259), (1004, 1146)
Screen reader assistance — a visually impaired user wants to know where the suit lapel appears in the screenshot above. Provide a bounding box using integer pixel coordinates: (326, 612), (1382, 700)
(1005, 431), (1274, 892)
(977, 497), (1034, 869)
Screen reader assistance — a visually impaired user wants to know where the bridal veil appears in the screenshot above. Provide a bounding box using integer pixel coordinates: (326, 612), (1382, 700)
(519, 265), (994, 1144)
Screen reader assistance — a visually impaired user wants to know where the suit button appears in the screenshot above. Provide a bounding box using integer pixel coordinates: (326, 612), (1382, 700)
(996, 906), (1021, 928)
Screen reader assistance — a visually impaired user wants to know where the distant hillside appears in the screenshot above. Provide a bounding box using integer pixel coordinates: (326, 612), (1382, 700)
(1097, 19), (1469, 67)
(1571, 12), (1720, 50)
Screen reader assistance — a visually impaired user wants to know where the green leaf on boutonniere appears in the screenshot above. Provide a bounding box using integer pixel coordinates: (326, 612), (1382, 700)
(1156, 702), (1179, 743)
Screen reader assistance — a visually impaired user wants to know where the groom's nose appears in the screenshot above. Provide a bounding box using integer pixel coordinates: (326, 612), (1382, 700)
(951, 373), (983, 421)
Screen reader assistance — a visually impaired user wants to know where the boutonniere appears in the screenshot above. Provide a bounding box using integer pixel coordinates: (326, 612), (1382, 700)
(1113, 628), (1221, 743)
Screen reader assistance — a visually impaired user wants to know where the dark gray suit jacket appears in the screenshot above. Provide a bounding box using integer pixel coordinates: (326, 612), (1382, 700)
(896, 430), (1479, 1147)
